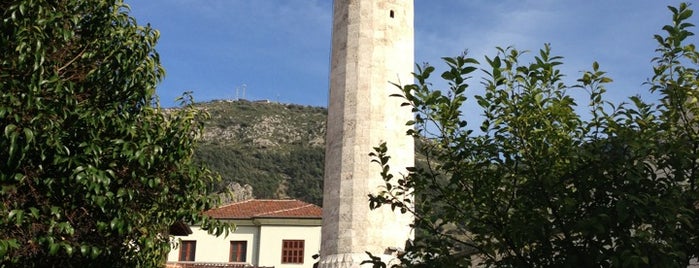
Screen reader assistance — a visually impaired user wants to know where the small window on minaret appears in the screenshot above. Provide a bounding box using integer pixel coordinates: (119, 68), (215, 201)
(390, 10), (395, 18)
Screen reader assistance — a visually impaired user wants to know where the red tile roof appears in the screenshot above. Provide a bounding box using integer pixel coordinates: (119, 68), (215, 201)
(204, 199), (322, 219)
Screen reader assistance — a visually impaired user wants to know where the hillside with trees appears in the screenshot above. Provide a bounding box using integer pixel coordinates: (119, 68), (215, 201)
(191, 100), (327, 205)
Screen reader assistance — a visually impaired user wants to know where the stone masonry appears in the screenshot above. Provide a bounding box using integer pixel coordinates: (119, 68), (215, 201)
(319, 0), (415, 267)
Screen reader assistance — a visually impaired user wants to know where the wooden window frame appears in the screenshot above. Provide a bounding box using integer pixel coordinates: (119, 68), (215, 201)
(179, 240), (196, 261)
(281, 239), (305, 264)
(229, 240), (248, 262)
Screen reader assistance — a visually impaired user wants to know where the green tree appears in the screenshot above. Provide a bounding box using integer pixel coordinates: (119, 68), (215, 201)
(369, 3), (699, 267)
(0, 0), (231, 266)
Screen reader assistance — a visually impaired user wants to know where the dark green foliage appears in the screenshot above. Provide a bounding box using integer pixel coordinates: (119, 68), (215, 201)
(369, 3), (699, 267)
(192, 101), (327, 205)
(282, 146), (325, 205)
(195, 143), (325, 205)
(1, 0), (230, 266)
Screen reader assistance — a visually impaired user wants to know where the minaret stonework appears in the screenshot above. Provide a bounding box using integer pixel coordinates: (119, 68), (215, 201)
(319, 0), (414, 267)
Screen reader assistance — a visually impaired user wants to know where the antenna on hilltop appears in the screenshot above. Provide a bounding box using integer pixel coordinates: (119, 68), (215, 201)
(235, 84), (247, 101)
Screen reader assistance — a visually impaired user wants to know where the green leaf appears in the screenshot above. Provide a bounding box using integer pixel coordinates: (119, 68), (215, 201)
(49, 243), (59, 255)
(64, 244), (73, 256)
(4, 124), (17, 138)
(29, 207), (39, 219)
(23, 128), (33, 143)
(90, 246), (101, 259)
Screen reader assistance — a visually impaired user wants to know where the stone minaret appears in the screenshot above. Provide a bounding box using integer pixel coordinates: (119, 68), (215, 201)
(319, 0), (414, 267)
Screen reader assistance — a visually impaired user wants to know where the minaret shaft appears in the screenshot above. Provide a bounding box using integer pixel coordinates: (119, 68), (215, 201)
(320, 0), (414, 267)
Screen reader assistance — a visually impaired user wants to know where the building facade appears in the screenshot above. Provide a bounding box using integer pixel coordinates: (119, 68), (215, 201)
(167, 199), (322, 268)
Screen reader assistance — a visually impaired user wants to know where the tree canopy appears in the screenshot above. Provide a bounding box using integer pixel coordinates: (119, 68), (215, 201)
(369, 3), (699, 267)
(1, 0), (230, 266)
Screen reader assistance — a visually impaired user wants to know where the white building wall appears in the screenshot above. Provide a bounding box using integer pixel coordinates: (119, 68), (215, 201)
(167, 225), (259, 263)
(257, 225), (322, 268)
(167, 223), (321, 268)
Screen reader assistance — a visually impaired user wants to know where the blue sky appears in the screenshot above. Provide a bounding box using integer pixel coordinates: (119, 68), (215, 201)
(126, 1), (695, 108)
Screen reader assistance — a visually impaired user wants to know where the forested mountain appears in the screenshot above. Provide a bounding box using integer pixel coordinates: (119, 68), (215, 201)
(191, 100), (327, 205)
